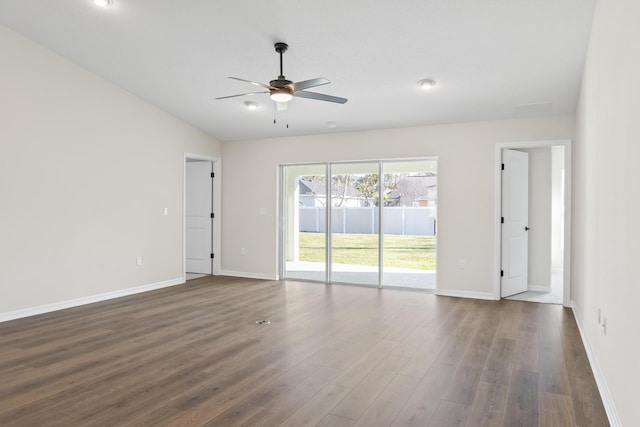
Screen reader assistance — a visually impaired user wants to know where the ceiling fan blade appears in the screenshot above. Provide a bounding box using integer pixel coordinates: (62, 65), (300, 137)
(290, 78), (330, 91)
(293, 90), (348, 104)
(228, 77), (273, 90)
(215, 91), (268, 100)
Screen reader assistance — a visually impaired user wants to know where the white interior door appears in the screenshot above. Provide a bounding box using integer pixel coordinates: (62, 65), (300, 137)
(501, 149), (529, 297)
(186, 161), (213, 274)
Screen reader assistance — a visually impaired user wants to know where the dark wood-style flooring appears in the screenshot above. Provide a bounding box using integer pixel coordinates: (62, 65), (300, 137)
(0, 276), (609, 426)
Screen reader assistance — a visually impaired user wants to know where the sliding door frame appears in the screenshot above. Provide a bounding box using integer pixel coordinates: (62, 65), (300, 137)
(280, 157), (437, 290)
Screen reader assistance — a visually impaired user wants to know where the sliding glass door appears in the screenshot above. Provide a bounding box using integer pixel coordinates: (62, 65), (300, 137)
(282, 164), (328, 282)
(281, 158), (437, 290)
(330, 162), (380, 286)
(382, 160), (437, 289)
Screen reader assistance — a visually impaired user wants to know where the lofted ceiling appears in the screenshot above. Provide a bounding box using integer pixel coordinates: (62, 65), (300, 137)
(0, 0), (596, 142)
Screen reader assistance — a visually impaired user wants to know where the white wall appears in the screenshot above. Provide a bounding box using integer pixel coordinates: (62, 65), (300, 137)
(0, 26), (221, 317)
(520, 147), (552, 290)
(222, 116), (574, 296)
(573, 0), (640, 425)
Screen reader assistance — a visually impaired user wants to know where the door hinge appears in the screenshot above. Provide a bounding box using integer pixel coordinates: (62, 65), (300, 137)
(210, 213), (215, 219)
(211, 172), (215, 178)
(210, 253), (214, 259)
(501, 216), (504, 224)
(500, 270), (504, 277)
(501, 163), (505, 170)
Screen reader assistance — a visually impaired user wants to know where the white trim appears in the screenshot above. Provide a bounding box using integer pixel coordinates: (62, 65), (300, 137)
(436, 289), (498, 301)
(0, 278), (184, 323)
(571, 302), (622, 427)
(219, 270), (279, 281)
(494, 139), (572, 307)
(528, 285), (551, 292)
(562, 141), (572, 308)
(183, 153), (221, 278)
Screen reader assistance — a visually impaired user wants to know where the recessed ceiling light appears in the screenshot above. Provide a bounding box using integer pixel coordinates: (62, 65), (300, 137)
(94, 0), (113, 7)
(418, 78), (436, 90)
(244, 101), (258, 110)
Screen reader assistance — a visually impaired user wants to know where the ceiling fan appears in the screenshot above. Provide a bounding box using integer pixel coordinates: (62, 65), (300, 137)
(215, 42), (348, 109)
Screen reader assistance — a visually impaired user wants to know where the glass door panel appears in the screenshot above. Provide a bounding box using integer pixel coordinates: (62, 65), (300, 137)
(382, 160), (437, 289)
(330, 162), (380, 286)
(282, 164), (327, 281)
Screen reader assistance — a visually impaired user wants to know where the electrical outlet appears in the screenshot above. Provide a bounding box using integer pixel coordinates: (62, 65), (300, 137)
(163, 207), (169, 216)
(598, 308), (601, 324)
(136, 256), (142, 266)
(241, 248), (247, 255)
(602, 317), (607, 335)
(459, 259), (466, 269)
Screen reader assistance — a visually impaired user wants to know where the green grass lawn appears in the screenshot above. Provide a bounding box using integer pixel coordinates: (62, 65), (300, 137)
(298, 232), (436, 270)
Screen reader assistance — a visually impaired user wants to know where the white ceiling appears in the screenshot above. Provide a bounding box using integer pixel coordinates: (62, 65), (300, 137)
(0, 0), (595, 142)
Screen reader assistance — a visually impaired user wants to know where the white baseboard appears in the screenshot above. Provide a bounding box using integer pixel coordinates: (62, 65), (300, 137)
(219, 270), (279, 281)
(436, 289), (498, 301)
(0, 278), (185, 323)
(571, 302), (622, 427)
(528, 285), (551, 292)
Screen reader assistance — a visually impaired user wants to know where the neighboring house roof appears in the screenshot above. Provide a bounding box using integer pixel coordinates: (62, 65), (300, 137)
(333, 186), (364, 198)
(388, 176), (437, 200)
(299, 178), (364, 198)
(299, 178), (326, 196)
(385, 176), (438, 207)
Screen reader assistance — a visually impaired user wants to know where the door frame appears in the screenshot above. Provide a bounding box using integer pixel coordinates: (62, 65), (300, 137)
(183, 153), (221, 279)
(280, 158), (438, 290)
(493, 139), (572, 306)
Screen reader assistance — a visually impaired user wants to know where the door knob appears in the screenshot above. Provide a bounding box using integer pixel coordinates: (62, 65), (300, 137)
(525, 226), (530, 231)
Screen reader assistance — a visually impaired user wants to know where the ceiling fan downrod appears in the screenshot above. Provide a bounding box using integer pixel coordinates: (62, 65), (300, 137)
(274, 42), (288, 79)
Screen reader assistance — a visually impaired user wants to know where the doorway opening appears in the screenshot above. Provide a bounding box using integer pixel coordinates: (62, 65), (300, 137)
(494, 141), (570, 305)
(281, 158), (437, 290)
(184, 154), (221, 281)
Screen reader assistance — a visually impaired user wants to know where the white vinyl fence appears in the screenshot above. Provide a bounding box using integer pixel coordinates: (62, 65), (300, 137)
(299, 206), (436, 235)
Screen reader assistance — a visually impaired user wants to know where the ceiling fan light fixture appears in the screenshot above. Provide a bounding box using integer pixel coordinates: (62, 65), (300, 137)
(94, 0), (113, 7)
(418, 78), (436, 90)
(270, 90), (293, 103)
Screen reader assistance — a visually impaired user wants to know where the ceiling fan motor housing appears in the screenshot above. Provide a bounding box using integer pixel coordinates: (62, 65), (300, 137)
(270, 78), (293, 90)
